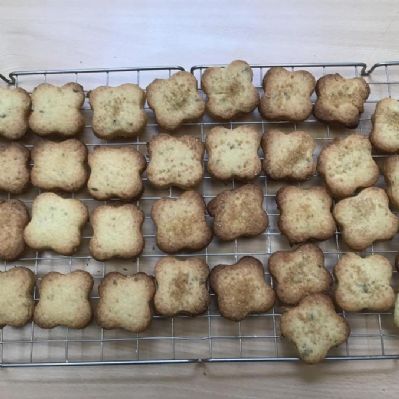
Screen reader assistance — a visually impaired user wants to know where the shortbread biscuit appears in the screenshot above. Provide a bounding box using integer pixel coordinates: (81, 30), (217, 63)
(151, 191), (212, 253)
(210, 256), (275, 321)
(262, 129), (316, 181)
(0, 200), (29, 261)
(147, 133), (204, 189)
(207, 184), (268, 241)
(0, 143), (29, 194)
(87, 146), (146, 200)
(206, 125), (262, 180)
(268, 243), (331, 305)
(276, 186), (336, 244)
(154, 257), (209, 316)
(0, 87), (31, 139)
(146, 71), (205, 130)
(31, 139), (88, 192)
(96, 272), (155, 333)
(313, 74), (370, 128)
(333, 187), (398, 250)
(89, 83), (147, 139)
(0, 267), (35, 328)
(334, 253), (395, 312)
(318, 134), (379, 198)
(280, 294), (350, 364)
(29, 83), (85, 137)
(383, 156), (399, 208)
(370, 98), (399, 152)
(89, 204), (144, 261)
(259, 67), (316, 121)
(34, 270), (93, 329)
(201, 60), (259, 120)
(24, 193), (88, 255)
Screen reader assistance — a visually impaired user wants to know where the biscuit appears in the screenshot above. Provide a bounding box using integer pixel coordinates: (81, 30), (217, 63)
(31, 139), (88, 192)
(394, 294), (399, 329)
(259, 67), (316, 121)
(334, 253), (395, 312)
(89, 204), (144, 261)
(24, 192), (88, 255)
(0, 143), (29, 194)
(210, 256), (275, 321)
(87, 146), (146, 200)
(333, 187), (398, 250)
(280, 294), (350, 364)
(268, 243), (331, 305)
(151, 191), (212, 253)
(96, 272), (155, 333)
(89, 83), (147, 139)
(0, 267), (35, 328)
(207, 184), (268, 241)
(262, 129), (316, 181)
(318, 134), (379, 198)
(313, 74), (370, 128)
(147, 133), (204, 189)
(201, 60), (259, 120)
(154, 257), (209, 316)
(146, 71), (205, 130)
(29, 83), (85, 137)
(383, 156), (399, 208)
(370, 98), (399, 152)
(34, 270), (93, 329)
(0, 200), (29, 261)
(206, 125), (262, 181)
(276, 186), (336, 244)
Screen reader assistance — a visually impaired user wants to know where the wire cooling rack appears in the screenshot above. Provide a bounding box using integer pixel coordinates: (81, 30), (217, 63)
(1, 61), (399, 367)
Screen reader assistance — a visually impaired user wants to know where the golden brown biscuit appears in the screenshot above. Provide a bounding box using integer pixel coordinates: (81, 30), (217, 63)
(383, 155), (399, 208)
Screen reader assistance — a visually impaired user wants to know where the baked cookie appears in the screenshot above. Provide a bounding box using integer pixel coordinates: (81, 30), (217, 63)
(89, 83), (147, 139)
(206, 125), (262, 181)
(0, 87), (31, 140)
(31, 139), (88, 192)
(207, 184), (268, 241)
(333, 187), (398, 250)
(154, 257), (209, 316)
(96, 272), (155, 333)
(34, 270), (93, 329)
(259, 67), (316, 121)
(0, 143), (29, 194)
(201, 60), (259, 120)
(89, 204), (144, 261)
(146, 71), (205, 130)
(280, 294), (350, 364)
(87, 146), (146, 200)
(0, 200), (29, 261)
(268, 243), (331, 305)
(210, 256), (275, 321)
(370, 98), (399, 153)
(24, 192), (88, 255)
(318, 134), (379, 198)
(334, 253), (395, 312)
(147, 133), (204, 189)
(383, 156), (399, 208)
(262, 129), (316, 181)
(313, 74), (370, 128)
(0, 267), (35, 328)
(276, 186), (336, 244)
(151, 191), (212, 253)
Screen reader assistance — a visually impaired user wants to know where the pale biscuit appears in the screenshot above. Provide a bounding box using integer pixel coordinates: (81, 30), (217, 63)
(154, 257), (209, 316)
(383, 155), (399, 208)
(333, 187), (398, 250)
(147, 133), (204, 189)
(34, 270), (93, 329)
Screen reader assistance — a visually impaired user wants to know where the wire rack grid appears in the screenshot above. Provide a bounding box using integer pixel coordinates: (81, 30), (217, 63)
(0, 62), (399, 367)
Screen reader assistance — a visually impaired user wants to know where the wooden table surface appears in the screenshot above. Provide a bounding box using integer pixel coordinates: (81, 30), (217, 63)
(1, 0), (399, 397)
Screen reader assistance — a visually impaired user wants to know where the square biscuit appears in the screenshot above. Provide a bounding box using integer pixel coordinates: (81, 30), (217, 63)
(89, 83), (147, 139)
(147, 133), (204, 189)
(0, 87), (31, 139)
(89, 204), (144, 261)
(29, 83), (85, 137)
(383, 155), (399, 208)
